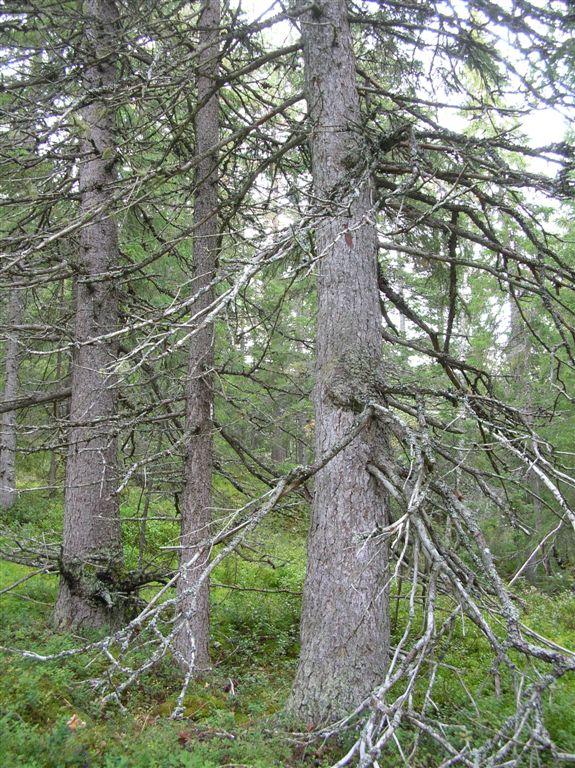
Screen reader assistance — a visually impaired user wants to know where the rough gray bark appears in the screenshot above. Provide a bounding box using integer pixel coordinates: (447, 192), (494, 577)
(53, 0), (122, 630)
(287, 0), (390, 725)
(0, 290), (23, 510)
(174, 0), (220, 672)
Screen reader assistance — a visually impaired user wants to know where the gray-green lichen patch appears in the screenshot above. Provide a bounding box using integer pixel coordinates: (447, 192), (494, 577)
(325, 348), (386, 411)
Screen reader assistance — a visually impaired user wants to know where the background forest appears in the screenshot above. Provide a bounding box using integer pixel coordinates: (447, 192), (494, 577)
(1, 0), (575, 766)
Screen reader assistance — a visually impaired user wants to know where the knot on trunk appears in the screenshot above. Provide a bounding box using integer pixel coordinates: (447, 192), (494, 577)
(59, 551), (125, 609)
(325, 349), (386, 411)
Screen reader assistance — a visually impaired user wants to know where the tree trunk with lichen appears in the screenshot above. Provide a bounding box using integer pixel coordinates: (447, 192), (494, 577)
(174, 0), (220, 673)
(0, 289), (22, 510)
(53, 0), (123, 630)
(287, 0), (390, 725)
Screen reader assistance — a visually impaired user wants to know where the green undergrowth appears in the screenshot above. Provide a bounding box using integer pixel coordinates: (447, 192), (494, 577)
(1, 490), (575, 766)
(0, 513), (317, 768)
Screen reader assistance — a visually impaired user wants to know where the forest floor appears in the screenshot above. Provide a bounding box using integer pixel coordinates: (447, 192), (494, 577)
(2, 488), (575, 767)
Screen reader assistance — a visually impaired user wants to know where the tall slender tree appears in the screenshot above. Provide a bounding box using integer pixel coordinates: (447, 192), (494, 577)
(53, 0), (123, 629)
(175, 0), (221, 672)
(0, 290), (22, 510)
(288, 0), (390, 723)
(507, 290), (546, 579)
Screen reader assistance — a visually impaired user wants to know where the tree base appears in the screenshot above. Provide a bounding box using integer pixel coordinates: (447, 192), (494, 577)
(53, 580), (124, 631)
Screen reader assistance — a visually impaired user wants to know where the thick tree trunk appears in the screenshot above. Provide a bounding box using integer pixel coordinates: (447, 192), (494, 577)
(53, 0), (122, 630)
(287, 0), (390, 725)
(174, 0), (220, 673)
(0, 290), (22, 510)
